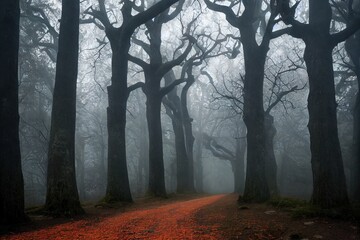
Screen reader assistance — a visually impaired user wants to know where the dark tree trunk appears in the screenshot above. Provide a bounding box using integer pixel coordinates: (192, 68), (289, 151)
(234, 126), (246, 194)
(0, 0), (27, 224)
(137, 106), (149, 195)
(345, 30), (360, 202)
(76, 134), (86, 200)
(89, 0), (180, 202)
(242, 43), (270, 202)
(204, 0), (271, 202)
(264, 113), (278, 197)
(353, 91), (360, 202)
(194, 132), (204, 192)
(181, 77), (196, 193)
(304, 39), (349, 208)
(193, 90), (206, 193)
(105, 41), (132, 202)
(172, 112), (189, 192)
(146, 88), (167, 197)
(45, 0), (84, 216)
(133, 11), (191, 197)
(278, 0), (353, 208)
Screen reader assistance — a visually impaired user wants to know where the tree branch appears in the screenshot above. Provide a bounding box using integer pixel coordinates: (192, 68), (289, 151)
(128, 54), (149, 70)
(203, 0), (239, 28)
(331, 18), (360, 45)
(160, 78), (186, 97)
(127, 82), (145, 94)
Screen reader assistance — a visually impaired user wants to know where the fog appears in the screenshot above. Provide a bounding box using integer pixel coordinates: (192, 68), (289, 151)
(16, 0), (358, 208)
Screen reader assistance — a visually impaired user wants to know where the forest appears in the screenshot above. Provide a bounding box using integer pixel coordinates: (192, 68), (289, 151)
(0, 0), (360, 239)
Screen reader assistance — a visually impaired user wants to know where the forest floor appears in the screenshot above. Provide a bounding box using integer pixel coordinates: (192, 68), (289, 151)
(1, 194), (359, 240)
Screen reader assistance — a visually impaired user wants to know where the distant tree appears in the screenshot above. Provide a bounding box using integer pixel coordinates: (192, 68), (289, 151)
(164, 71), (193, 193)
(278, 0), (360, 208)
(84, 0), (181, 202)
(44, 0), (83, 216)
(19, 0), (57, 205)
(162, 28), (231, 193)
(0, 0), (27, 224)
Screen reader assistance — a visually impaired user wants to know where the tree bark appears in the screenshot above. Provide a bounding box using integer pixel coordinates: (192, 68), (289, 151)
(45, 0), (84, 216)
(353, 90), (360, 202)
(181, 77), (196, 193)
(137, 101), (149, 195)
(105, 39), (132, 202)
(242, 44), (270, 202)
(0, 0), (27, 224)
(234, 125), (246, 194)
(345, 29), (360, 202)
(278, 0), (354, 208)
(164, 73), (193, 193)
(264, 113), (278, 197)
(75, 134), (86, 200)
(305, 38), (349, 208)
(146, 89), (167, 196)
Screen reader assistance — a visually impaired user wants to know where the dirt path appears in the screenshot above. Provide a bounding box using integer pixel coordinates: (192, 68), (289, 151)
(2, 195), (225, 240)
(1, 194), (359, 240)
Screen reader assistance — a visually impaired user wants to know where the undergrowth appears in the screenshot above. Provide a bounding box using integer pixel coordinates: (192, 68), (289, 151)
(268, 197), (360, 220)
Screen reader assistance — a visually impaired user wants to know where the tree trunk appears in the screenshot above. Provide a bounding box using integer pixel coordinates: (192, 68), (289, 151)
(76, 134), (86, 200)
(146, 89), (167, 197)
(137, 113), (148, 196)
(353, 91), (360, 202)
(242, 43), (270, 202)
(0, 0), (27, 224)
(264, 113), (278, 197)
(164, 73), (193, 193)
(194, 133), (204, 193)
(304, 39), (349, 208)
(45, 0), (83, 216)
(181, 79), (196, 193)
(234, 126), (246, 194)
(105, 42), (132, 202)
(345, 30), (360, 202)
(172, 116), (190, 192)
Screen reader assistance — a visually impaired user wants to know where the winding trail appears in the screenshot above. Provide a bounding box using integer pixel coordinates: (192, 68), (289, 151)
(2, 195), (225, 240)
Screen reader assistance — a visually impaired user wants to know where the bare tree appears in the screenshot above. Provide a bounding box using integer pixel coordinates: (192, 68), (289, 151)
(278, 0), (360, 208)
(204, 0), (290, 202)
(129, 2), (194, 196)
(84, 0), (181, 201)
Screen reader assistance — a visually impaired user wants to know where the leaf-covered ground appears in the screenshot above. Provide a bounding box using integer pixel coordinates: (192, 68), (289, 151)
(1, 194), (359, 239)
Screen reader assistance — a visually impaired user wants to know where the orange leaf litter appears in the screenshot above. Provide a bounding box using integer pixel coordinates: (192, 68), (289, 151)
(2, 195), (225, 240)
